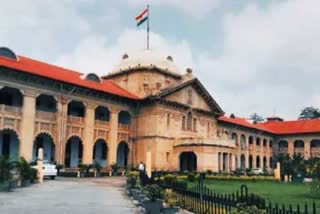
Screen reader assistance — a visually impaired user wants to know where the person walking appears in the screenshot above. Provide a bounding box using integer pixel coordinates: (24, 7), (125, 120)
(138, 161), (145, 180)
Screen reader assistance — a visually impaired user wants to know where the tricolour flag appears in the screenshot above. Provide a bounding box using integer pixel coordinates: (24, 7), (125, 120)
(135, 8), (148, 27)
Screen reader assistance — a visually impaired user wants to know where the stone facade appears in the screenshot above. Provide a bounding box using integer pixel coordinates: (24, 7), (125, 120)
(0, 49), (319, 172)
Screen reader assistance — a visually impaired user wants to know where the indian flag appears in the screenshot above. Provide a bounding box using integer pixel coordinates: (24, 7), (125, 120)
(135, 8), (148, 27)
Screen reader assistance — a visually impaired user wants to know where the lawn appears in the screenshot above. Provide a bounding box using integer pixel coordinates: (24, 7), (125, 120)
(188, 179), (320, 210)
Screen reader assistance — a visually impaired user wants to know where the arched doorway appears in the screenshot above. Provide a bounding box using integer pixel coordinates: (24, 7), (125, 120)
(65, 136), (83, 168)
(263, 156), (267, 168)
(240, 154), (246, 169)
(95, 106), (110, 121)
(0, 129), (19, 160)
(240, 135), (246, 150)
(68, 101), (85, 117)
(33, 133), (55, 161)
(256, 156), (261, 168)
(93, 139), (108, 167)
(231, 133), (238, 146)
(118, 111), (131, 125)
(249, 155), (253, 169)
(179, 152), (197, 172)
(117, 141), (129, 168)
(0, 87), (23, 107)
(278, 140), (288, 153)
(36, 94), (57, 112)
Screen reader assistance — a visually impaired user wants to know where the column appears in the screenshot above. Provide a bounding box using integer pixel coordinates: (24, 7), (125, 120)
(245, 137), (250, 169)
(108, 110), (119, 165)
(20, 90), (36, 161)
(288, 140), (294, 156)
(217, 152), (220, 171)
(224, 153), (229, 172)
(55, 97), (68, 164)
(231, 154), (236, 171)
(82, 104), (95, 164)
(305, 140), (311, 159)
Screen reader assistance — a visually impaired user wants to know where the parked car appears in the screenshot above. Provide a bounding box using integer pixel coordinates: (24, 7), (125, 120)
(252, 168), (263, 175)
(31, 160), (57, 179)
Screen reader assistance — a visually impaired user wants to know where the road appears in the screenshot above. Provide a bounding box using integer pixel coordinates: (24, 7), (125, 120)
(0, 177), (141, 214)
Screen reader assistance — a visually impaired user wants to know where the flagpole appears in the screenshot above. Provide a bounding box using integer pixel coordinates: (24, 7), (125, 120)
(147, 4), (150, 50)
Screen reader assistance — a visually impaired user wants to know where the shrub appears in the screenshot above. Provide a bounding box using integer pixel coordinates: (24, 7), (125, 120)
(93, 161), (102, 173)
(0, 156), (15, 182)
(187, 172), (195, 182)
(310, 179), (320, 198)
(143, 184), (163, 201)
(111, 163), (119, 175)
(163, 174), (176, 186)
(126, 175), (137, 188)
(233, 203), (266, 214)
(16, 157), (33, 181)
(206, 169), (213, 175)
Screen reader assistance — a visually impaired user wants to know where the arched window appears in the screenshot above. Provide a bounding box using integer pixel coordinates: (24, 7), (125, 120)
(193, 118), (197, 131)
(85, 73), (101, 83)
(182, 116), (186, 130)
(240, 135), (246, 150)
(249, 136), (253, 145)
(256, 137), (261, 146)
(187, 89), (193, 105)
(186, 112), (192, 131)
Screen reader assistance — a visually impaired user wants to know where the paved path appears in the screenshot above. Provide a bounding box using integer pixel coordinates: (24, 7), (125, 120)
(0, 177), (141, 214)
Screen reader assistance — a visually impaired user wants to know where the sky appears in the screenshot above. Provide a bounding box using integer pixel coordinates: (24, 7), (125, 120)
(0, 0), (319, 120)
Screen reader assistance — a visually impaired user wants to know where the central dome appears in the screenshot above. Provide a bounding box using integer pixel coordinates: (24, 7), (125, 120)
(111, 50), (180, 75)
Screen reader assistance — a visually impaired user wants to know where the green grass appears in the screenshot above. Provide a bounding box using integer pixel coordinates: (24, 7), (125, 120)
(189, 179), (320, 210)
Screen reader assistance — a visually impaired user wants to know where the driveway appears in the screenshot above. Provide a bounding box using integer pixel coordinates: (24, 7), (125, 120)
(0, 177), (141, 214)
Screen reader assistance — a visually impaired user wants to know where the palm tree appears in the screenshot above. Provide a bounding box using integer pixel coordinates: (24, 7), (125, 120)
(291, 153), (306, 177)
(0, 156), (15, 183)
(275, 153), (293, 179)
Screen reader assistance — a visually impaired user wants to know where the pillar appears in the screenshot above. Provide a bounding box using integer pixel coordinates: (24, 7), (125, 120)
(305, 141), (311, 159)
(108, 110), (119, 165)
(55, 97), (68, 164)
(288, 140), (294, 156)
(20, 90), (36, 161)
(82, 104), (95, 164)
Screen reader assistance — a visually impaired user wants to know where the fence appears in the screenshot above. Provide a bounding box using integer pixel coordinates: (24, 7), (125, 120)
(157, 178), (317, 214)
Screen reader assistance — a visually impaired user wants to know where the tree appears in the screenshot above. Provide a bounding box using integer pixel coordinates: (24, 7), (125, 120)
(298, 106), (320, 120)
(249, 113), (264, 123)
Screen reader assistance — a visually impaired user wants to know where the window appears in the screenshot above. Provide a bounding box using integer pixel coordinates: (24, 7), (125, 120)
(167, 113), (170, 127)
(207, 122), (210, 137)
(187, 112), (192, 130)
(187, 89), (193, 105)
(193, 118), (197, 132)
(182, 116), (186, 130)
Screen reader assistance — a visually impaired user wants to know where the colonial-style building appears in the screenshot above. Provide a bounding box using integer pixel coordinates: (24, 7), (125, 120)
(0, 47), (319, 172)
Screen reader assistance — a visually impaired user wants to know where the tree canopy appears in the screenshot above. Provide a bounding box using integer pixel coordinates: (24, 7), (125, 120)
(298, 106), (320, 120)
(249, 113), (264, 123)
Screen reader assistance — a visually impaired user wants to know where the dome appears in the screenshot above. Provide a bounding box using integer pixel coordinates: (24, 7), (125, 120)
(112, 50), (180, 75)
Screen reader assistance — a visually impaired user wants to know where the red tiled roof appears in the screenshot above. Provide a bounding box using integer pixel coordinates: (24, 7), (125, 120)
(218, 116), (320, 134)
(218, 116), (274, 133)
(262, 119), (320, 134)
(0, 56), (139, 100)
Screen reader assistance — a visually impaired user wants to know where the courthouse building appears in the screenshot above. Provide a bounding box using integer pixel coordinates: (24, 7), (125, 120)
(0, 47), (319, 172)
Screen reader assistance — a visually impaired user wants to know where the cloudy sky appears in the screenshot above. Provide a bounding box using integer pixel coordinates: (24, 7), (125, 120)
(1, 0), (319, 120)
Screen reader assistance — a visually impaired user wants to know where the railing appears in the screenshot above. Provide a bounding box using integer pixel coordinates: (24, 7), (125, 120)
(0, 104), (22, 116)
(67, 115), (84, 124)
(174, 138), (236, 148)
(156, 179), (317, 214)
(118, 123), (130, 131)
(35, 110), (57, 121)
(278, 147), (288, 154)
(294, 148), (304, 155)
(95, 120), (110, 128)
(311, 148), (320, 157)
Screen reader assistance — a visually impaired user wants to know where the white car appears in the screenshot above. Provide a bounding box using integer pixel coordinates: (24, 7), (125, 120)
(252, 168), (264, 175)
(31, 160), (57, 179)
